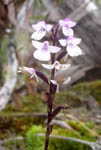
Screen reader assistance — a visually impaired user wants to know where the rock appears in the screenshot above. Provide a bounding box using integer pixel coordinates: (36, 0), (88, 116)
(85, 96), (100, 111)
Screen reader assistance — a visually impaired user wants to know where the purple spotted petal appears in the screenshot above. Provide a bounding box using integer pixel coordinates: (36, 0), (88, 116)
(38, 21), (46, 29)
(67, 37), (81, 45)
(64, 18), (76, 27)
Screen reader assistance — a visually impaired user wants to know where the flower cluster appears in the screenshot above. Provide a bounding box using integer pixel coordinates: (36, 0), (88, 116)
(18, 18), (85, 150)
(18, 18), (84, 90)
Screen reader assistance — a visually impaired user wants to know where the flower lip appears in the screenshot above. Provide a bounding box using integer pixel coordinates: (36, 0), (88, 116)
(59, 18), (76, 36)
(32, 41), (61, 61)
(42, 41), (49, 52)
(59, 36), (83, 57)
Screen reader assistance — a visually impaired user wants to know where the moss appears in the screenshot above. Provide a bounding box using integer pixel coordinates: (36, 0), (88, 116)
(3, 93), (46, 114)
(90, 80), (101, 102)
(97, 126), (101, 135)
(4, 139), (27, 150)
(49, 138), (91, 150)
(67, 120), (97, 141)
(0, 123), (98, 150)
(26, 125), (96, 150)
(55, 91), (82, 107)
(86, 121), (95, 129)
(55, 80), (101, 106)
(73, 80), (101, 103)
(0, 94), (47, 139)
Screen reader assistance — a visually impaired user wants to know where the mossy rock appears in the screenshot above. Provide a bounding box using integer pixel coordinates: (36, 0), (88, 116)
(55, 80), (101, 106)
(3, 93), (46, 114)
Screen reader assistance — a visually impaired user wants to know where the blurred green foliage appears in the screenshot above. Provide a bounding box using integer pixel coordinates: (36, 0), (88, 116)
(1, 35), (8, 63)
(26, 126), (44, 150)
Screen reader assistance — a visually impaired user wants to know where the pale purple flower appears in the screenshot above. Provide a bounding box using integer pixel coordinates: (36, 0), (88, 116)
(31, 21), (53, 40)
(59, 18), (76, 36)
(51, 76), (71, 92)
(18, 66), (39, 81)
(42, 61), (71, 70)
(59, 36), (83, 57)
(32, 40), (61, 61)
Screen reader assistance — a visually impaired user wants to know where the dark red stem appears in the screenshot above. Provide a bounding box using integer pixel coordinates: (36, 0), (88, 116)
(44, 24), (59, 150)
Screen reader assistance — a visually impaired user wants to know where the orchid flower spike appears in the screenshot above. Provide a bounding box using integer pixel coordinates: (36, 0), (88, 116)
(59, 18), (76, 36)
(32, 40), (61, 61)
(59, 36), (83, 57)
(18, 66), (39, 82)
(51, 76), (71, 93)
(31, 21), (53, 40)
(42, 61), (71, 70)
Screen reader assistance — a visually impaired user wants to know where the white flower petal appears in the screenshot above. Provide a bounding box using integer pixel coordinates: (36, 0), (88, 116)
(50, 80), (58, 85)
(32, 24), (39, 30)
(50, 80), (59, 92)
(63, 77), (71, 84)
(46, 24), (53, 32)
(42, 64), (54, 70)
(30, 73), (39, 82)
(59, 39), (67, 46)
(49, 46), (61, 53)
(33, 50), (50, 61)
(67, 37), (81, 45)
(63, 26), (74, 36)
(39, 21), (46, 29)
(32, 41), (43, 50)
(59, 20), (64, 26)
(67, 45), (82, 57)
(31, 30), (46, 40)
